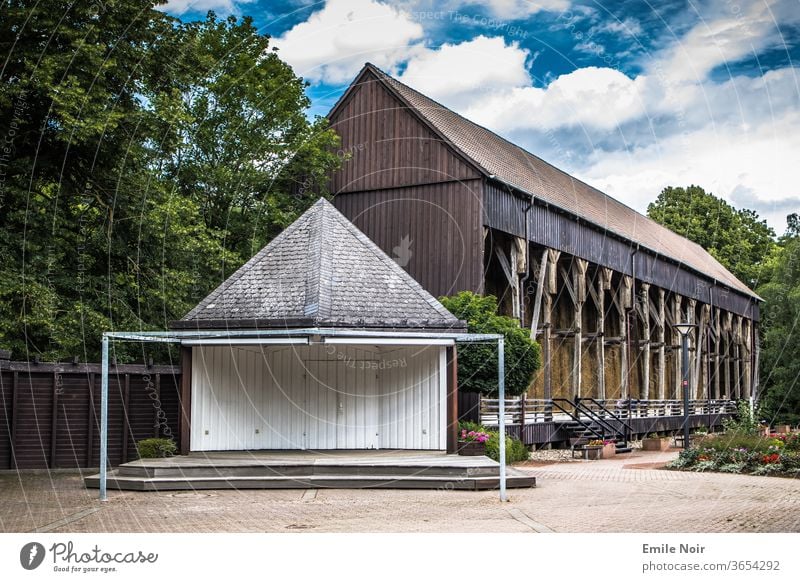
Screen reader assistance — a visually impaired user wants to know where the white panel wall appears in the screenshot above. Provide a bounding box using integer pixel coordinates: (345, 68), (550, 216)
(191, 344), (445, 451)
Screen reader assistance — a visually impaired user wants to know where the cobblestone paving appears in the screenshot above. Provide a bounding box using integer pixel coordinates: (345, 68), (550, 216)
(2, 450), (799, 533)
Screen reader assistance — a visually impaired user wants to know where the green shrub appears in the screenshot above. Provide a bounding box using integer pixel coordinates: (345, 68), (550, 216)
(137, 438), (177, 459)
(458, 421), (529, 463)
(722, 400), (759, 436)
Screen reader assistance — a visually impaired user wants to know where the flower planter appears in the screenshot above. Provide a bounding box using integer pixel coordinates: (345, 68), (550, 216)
(774, 425), (792, 434)
(601, 443), (617, 459)
(458, 441), (487, 456)
(642, 437), (671, 451)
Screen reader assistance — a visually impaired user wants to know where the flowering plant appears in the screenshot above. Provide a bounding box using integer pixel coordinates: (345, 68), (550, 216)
(587, 439), (615, 447)
(460, 429), (489, 443)
(761, 453), (781, 464)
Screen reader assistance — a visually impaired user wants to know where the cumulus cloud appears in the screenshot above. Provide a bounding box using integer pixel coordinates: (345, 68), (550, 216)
(275, 0), (424, 84)
(457, 0), (570, 19)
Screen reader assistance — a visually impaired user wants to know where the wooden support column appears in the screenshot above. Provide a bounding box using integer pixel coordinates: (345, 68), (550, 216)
(572, 259), (588, 400)
(657, 288), (666, 400)
(639, 283), (651, 400)
(742, 318), (752, 400)
(153, 373), (162, 438)
(686, 299), (697, 399)
(713, 307), (721, 400)
(542, 249), (560, 409)
(446, 346), (458, 454)
(617, 275), (633, 398)
(698, 305), (710, 399)
(179, 346), (193, 456)
(752, 322), (761, 401)
(723, 311), (733, 399)
(530, 249), (549, 339)
(591, 268), (611, 400)
(673, 294), (683, 400)
(733, 315), (743, 399)
(121, 374), (130, 463)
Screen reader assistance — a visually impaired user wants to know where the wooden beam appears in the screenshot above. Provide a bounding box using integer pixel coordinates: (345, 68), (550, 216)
(733, 315), (743, 399)
(446, 346), (458, 454)
(86, 373), (95, 468)
(657, 288), (666, 400)
(713, 307), (721, 400)
(673, 294), (683, 400)
(640, 283), (651, 399)
(10, 371), (18, 470)
(618, 275), (632, 398)
(723, 311), (733, 399)
(121, 373), (131, 463)
(572, 259), (588, 399)
(752, 322), (761, 401)
(699, 305), (710, 399)
(179, 346), (192, 456)
(529, 249), (548, 339)
(687, 299), (697, 399)
(595, 269), (607, 400)
(154, 373), (162, 438)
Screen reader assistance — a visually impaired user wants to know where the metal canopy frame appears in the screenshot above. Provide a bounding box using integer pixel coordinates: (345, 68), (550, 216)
(98, 328), (509, 502)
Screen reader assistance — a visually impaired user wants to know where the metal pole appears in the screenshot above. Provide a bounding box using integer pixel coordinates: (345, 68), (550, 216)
(100, 334), (109, 501)
(498, 338), (507, 502)
(682, 333), (690, 449)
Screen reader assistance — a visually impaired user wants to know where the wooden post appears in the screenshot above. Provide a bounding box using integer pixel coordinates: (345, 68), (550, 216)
(572, 258), (588, 400)
(723, 311), (733, 399)
(153, 373), (162, 438)
(530, 249), (548, 339)
(86, 373), (95, 467)
(446, 346), (459, 454)
(713, 307), (721, 400)
(50, 372), (60, 469)
(542, 249), (559, 412)
(597, 269), (610, 400)
(640, 283), (651, 400)
(752, 322), (760, 401)
(699, 305), (710, 400)
(179, 346), (193, 456)
(687, 299), (697, 399)
(10, 371), (18, 470)
(742, 318), (752, 400)
(657, 288), (666, 400)
(121, 374), (130, 463)
(673, 294), (683, 400)
(733, 315), (743, 399)
(618, 275), (633, 398)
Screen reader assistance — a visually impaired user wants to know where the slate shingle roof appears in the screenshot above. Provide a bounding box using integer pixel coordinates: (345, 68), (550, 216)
(356, 64), (757, 299)
(174, 198), (465, 331)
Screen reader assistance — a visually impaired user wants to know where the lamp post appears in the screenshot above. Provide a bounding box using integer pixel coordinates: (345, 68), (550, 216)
(673, 322), (696, 449)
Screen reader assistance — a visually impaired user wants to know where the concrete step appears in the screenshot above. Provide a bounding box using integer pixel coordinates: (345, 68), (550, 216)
(117, 462), (500, 479)
(85, 471), (536, 492)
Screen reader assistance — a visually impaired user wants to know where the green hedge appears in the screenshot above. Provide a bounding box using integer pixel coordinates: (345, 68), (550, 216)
(137, 438), (177, 459)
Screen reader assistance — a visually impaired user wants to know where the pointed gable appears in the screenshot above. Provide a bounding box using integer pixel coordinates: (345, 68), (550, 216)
(174, 199), (464, 331)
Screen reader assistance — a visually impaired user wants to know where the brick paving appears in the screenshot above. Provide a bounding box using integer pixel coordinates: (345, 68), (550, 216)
(1, 449), (799, 533)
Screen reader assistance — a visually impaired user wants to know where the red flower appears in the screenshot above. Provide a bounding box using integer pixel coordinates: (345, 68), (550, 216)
(761, 453), (780, 464)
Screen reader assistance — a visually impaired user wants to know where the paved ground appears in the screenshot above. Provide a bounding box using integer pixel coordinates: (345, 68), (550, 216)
(2, 449), (799, 533)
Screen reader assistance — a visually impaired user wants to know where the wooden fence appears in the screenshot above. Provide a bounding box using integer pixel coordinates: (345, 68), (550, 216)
(0, 358), (182, 469)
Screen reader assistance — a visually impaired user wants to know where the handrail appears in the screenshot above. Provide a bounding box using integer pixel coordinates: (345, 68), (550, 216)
(578, 398), (635, 434)
(573, 398), (629, 445)
(550, 398), (605, 440)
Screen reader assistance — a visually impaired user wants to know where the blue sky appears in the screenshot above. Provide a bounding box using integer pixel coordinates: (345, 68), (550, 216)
(162, 0), (800, 233)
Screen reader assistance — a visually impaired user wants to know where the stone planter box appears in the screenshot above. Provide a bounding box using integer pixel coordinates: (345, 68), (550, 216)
(458, 441), (487, 456)
(601, 443), (617, 458)
(774, 425), (792, 434)
(642, 437), (671, 451)
(577, 445), (602, 460)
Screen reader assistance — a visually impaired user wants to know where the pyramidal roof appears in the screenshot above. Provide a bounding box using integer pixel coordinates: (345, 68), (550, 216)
(174, 198), (464, 331)
(332, 64), (757, 300)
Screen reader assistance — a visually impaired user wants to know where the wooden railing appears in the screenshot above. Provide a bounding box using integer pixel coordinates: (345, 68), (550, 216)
(479, 397), (737, 426)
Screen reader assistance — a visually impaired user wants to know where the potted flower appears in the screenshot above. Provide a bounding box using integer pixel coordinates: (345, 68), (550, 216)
(458, 429), (489, 456)
(601, 439), (617, 459)
(774, 424), (792, 435)
(579, 439), (605, 460)
(642, 433), (671, 451)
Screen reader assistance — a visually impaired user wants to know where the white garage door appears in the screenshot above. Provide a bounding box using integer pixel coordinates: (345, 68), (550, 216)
(190, 344), (444, 451)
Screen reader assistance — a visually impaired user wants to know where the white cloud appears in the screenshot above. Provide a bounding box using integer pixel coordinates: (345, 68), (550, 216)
(275, 0), (424, 84)
(398, 35), (531, 109)
(457, 0), (570, 19)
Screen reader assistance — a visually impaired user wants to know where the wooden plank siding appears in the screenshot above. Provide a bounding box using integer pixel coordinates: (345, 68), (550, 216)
(0, 362), (181, 469)
(329, 70), (480, 194)
(333, 181), (485, 298)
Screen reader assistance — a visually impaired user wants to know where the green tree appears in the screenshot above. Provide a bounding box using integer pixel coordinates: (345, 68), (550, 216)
(756, 219), (800, 425)
(0, 3), (340, 361)
(439, 292), (541, 396)
(647, 185), (776, 287)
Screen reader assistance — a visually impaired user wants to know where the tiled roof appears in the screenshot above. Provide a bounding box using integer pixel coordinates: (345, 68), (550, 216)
(360, 64), (757, 299)
(175, 198), (465, 330)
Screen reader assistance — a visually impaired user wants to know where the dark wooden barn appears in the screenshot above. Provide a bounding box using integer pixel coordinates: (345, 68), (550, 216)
(327, 63), (759, 433)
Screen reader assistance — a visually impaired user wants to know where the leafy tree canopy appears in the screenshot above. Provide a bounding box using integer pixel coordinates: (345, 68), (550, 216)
(646, 185), (776, 287)
(756, 220), (800, 425)
(0, 2), (340, 361)
(439, 292), (541, 396)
